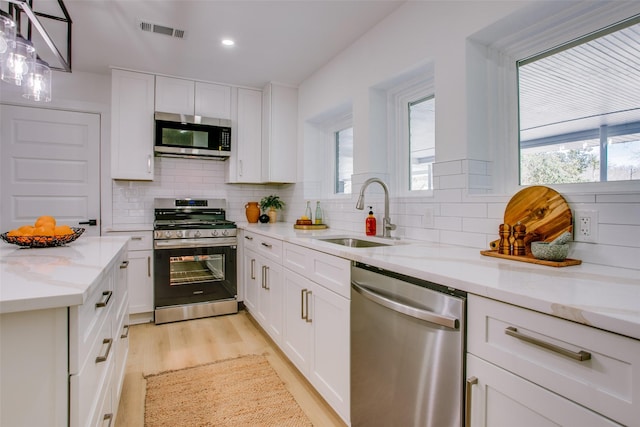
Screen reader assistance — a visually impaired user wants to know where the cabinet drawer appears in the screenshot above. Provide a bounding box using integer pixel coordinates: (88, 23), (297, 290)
(107, 230), (153, 251)
(69, 268), (114, 373)
(70, 302), (115, 427)
(243, 231), (283, 263)
(468, 294), (640, 426)
(283, 242), (350, 298)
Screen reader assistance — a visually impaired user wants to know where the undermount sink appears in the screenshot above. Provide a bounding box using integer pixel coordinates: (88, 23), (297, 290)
(316, 237), (392, 248)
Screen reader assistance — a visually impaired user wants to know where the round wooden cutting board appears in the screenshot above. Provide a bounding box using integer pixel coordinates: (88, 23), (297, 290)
(504, 186), (573, 252)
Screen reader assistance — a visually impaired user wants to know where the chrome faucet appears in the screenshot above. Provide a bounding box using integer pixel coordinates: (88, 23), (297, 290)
(356, 177), (396, 238)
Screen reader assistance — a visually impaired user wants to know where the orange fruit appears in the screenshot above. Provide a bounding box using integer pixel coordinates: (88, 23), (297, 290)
(7, 229), (21, 237)
(35, 215), (56, 228)
(54, 225), (74, 236)
(18, 225), (35, 236)
(33, 225), (55, 236)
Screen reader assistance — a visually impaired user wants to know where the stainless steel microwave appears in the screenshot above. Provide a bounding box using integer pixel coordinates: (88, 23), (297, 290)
(154, 112), (232, 160)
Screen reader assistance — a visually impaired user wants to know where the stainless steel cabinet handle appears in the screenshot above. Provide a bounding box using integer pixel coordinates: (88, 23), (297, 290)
(261, 242), (272, 248)
(244, 235), (253, 241)
(95, 290), (113, 308)
(239, 159), (243, 176)
(301, 289), (307, 320)
(103, 413), (113, 427)
(131, 236), (143, 241)
(251, 259), (256, 280)
(465, 376), (478, 427)
(505, 326), (592, 361)
(95, 338), (113, 363)
(147, 256), (151, 277)
(305, 290), (312, 323)
(264, 266), (270, 290)
(120, 260), (129, 269)
(352, 281), (459, 329)
(147, 154), (152, 173)
(121, 324), (130, 339)
(261, 265), (267, 289)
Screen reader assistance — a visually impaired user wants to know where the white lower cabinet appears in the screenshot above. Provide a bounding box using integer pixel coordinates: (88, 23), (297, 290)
(281, 242), (350, 424)
(466, 294), (638, 427)
(243, 246), (283, 345)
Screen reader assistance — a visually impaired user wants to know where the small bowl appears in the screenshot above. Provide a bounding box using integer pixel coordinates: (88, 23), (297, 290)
(530, 241), (570, 261)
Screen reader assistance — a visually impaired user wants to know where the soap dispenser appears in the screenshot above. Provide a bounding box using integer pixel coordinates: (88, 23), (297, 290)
(365, 206), (377, 236)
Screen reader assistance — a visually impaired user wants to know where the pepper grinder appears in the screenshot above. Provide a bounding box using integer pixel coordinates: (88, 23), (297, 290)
(498, 223), (512, 255)
(512, 222), (527, 256)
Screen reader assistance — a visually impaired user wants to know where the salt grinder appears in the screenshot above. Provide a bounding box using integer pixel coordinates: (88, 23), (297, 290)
(512, 222), (527, 256)
(498, 223), (512, 255)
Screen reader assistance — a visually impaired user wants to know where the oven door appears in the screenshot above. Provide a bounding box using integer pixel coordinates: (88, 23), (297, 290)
(154, 243), (237, 309)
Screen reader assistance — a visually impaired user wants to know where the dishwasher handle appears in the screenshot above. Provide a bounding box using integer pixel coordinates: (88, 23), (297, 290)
(352, 281), (459, 329)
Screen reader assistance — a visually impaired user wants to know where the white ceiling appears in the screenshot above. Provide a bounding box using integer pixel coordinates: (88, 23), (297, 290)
(28, 0), (405, 88)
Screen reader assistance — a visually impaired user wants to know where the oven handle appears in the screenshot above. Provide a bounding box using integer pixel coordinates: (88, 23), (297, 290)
(154, 239), (237, 249)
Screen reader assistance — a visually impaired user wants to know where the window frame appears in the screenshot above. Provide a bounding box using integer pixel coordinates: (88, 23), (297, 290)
(474, 2), (640, 195)
(326, 114), (354, 199)
(389, 75), (435, 198)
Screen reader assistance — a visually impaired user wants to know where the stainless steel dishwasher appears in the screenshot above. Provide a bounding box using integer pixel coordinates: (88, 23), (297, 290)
(351, 263), (466, 427)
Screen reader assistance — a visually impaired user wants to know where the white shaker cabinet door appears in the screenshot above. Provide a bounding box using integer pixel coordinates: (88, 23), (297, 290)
(196, 81), (232, 119)
(228, 88), (263, 183)
(111, 69), (155, 180)
(155, 75), (195, 115)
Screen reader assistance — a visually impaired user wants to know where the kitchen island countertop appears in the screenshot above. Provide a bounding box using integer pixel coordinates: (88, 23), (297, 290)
(241, 223), (640, 341)
(0, 236), (129, 314)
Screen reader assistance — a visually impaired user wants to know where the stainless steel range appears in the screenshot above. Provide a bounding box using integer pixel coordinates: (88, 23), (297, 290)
(153, 198), (237, 324)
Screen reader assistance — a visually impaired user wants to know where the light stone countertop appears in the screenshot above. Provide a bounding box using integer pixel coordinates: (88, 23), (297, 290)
(0, 236), (129, 314)
(241, 223), (640, 341)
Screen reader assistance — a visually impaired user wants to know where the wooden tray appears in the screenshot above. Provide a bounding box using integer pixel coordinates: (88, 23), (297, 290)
(480, 250), (581, 267)
(504, 185), (573, 256)
(293, 224), (328, 230)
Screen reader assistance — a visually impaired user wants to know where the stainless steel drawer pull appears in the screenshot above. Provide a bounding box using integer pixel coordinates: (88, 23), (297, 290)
(251, 259), (256, 280)
(305, 290), (312, 323)
(261, 265), (267, 289)
(264, 266), (270, 290)
(301, 289), (307, 320)
(465, 376), (478, 427)
(103, 413), (113, 427)
(147, 256), (151, 277)
(121, 324), (130, 339)
(261, 242), (272, 248)
(131, 236), (143, 241)
(96, 290), (113, 308)
(120, 260), (129, 269)
(505, 326), (592, 361)
(244, 235), (253, 241)
(95, 338), (113, 363)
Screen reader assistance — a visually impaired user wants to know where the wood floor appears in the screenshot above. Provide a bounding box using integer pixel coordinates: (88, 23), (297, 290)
(115, 310), (347, 427)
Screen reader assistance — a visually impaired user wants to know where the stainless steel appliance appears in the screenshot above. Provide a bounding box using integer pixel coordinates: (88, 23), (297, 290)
(154, 112), (231, 159)
(351, 263), (466, 426)
(153, 198), (237, 324)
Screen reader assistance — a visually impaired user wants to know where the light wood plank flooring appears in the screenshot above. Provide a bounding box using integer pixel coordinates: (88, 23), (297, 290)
(115, 310), (346, 426)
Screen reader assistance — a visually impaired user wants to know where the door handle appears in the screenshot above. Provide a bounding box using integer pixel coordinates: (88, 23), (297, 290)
(250, 259), (256, 280)
(79, 219), (97, 226)
(504, 326), (591, 361)
(465, 376), (478, 427)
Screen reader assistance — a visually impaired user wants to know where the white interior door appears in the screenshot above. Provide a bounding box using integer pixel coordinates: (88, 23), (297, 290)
(0, 105), (101, 236)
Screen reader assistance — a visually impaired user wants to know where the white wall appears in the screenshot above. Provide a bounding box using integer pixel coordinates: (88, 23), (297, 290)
(297, 0), (640, 271)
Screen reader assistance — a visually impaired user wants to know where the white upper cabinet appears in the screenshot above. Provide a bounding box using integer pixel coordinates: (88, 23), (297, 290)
(262, 83), (297, 183)
(227, 87), (263, 183)
(155, 76), (194, 115)
(195, 81), (232, 119)
(155, 76), (232, 119)
(111, 69), (155, 180)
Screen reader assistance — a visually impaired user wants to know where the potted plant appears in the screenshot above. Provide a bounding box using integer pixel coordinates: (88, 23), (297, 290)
(259, 195), (285, 223)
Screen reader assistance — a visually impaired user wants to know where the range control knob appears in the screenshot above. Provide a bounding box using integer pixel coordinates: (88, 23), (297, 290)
(164, 231), (172, 238)
(176, 230), (185, 238)
(222, 229), (229, 236)
(194, 230), (201, 238)
(212, 230), (219, 237)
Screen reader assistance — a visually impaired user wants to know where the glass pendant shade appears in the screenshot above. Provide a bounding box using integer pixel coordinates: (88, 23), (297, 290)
(23, 58), (51, 102)
(0, 13), (16, 56)
(1, 35), (35, 86)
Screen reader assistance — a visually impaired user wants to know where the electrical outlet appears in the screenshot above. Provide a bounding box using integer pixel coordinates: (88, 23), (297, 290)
(422, 207), (434, 228)
(574, 210), (598, 243)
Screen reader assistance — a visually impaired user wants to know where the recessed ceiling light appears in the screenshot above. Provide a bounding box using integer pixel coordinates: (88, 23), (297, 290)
(221, 38), (235, 46)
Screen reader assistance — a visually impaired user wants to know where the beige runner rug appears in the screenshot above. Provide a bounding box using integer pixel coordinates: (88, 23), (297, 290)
(144, 354), (313, 427)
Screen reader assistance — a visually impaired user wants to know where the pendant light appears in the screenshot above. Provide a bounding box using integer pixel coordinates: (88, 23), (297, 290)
(1, 35), (35, 86)
(0, 11), (16, 72)
(23, 57), (51, 102)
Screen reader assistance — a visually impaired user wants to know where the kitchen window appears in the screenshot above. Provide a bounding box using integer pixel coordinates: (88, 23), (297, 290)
(335, 126), (353, 194)
(518, 16), (640, 186)
(408, 96), (435, 191)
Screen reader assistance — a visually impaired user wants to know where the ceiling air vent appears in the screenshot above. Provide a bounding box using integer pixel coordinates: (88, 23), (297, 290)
(138, 20), (186, 39)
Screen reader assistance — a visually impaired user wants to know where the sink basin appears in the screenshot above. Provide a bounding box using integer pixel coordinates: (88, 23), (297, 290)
(317, 237), (391, 248)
